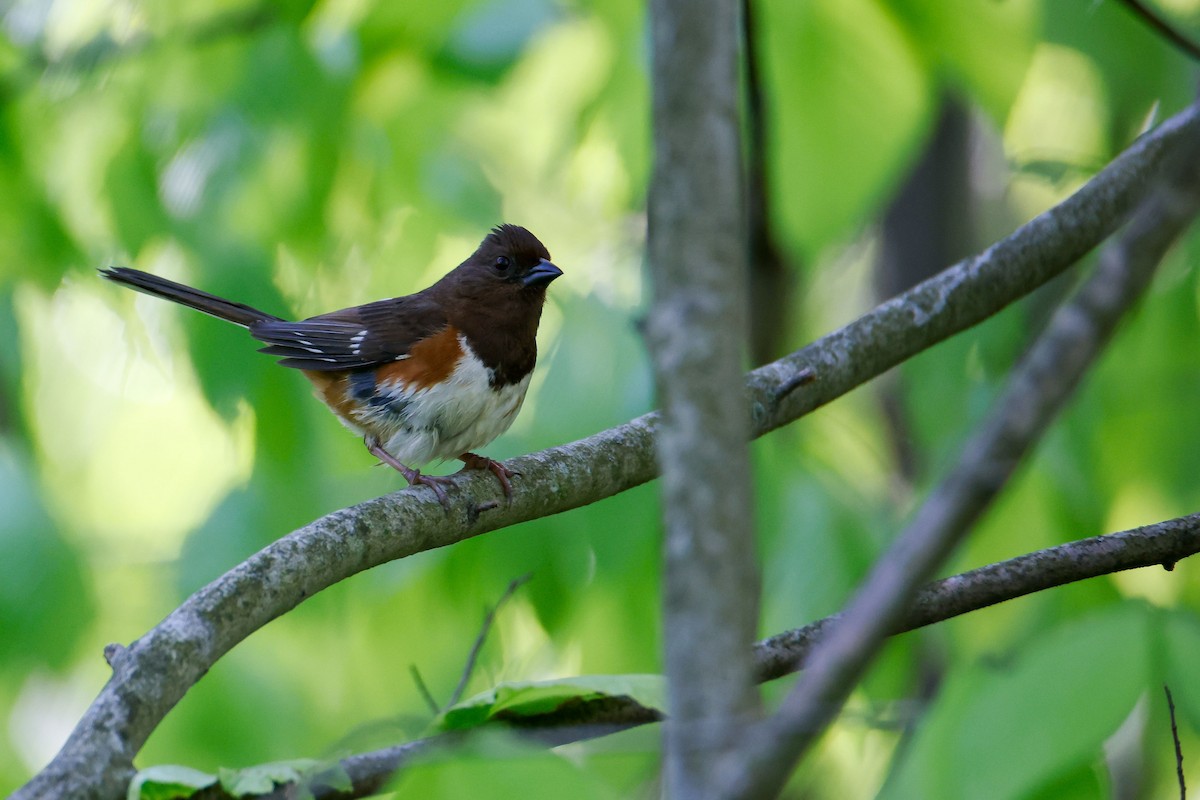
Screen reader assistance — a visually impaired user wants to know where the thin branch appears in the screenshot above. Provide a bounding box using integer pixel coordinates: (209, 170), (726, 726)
(1115, 0), (1200, 63)
(445, 574), (531, 710)
(1167, 684), (1187, 800)
(13, 103), (1200, 800)
(195, 512), (1200, 800)
(721, 102), (1200, 798)
(407, 666), (439, 716)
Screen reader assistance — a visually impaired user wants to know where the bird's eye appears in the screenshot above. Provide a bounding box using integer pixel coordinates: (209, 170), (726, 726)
(494, 256), (511, 271)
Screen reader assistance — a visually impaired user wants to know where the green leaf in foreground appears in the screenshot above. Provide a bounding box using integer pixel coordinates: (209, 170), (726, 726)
(434, 674), (666, 732)
(128, 759), (351, 800)
(880, 601), (1149, 800)
(126, 765), (217, 800)
(219, 758), (352, 797)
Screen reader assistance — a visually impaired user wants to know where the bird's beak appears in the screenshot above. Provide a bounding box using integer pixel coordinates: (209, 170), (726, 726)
(522, 258), (563, 288)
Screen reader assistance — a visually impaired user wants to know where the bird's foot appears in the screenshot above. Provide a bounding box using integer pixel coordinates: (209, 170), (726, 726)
(365, 436), (452, 511)
(458, 452), (516, 501)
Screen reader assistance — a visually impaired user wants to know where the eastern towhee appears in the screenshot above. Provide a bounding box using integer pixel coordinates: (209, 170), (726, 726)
(102, 224), (562, 508)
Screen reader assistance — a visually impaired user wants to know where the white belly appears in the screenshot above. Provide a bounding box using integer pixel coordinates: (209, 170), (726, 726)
(356, 337), (531, 466)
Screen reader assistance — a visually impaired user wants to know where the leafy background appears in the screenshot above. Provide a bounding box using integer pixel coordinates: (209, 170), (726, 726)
(2, 0), (1200, 797)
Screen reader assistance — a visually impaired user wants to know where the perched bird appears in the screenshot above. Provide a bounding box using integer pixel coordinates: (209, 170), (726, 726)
(102, 224), (562, 508)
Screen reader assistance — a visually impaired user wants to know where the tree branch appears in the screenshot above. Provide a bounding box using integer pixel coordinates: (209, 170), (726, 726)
(13, 102), (1200, 800)
(722, 100), (1200, 798)
(1114, 0), (1200, 63)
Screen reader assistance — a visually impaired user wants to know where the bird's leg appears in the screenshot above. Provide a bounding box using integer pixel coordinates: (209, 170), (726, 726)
(365, 436), (452, 510)
(458, 452), (516, 501)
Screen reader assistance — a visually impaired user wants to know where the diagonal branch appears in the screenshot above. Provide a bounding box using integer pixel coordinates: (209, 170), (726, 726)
(721, 100), (1200, 798)
(13, 102), (1200, 800)
(1114, 0), (1200, 63)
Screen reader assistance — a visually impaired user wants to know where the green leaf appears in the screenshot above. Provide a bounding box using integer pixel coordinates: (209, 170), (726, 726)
(434, 674), (665, 732)
(218, 758), (348, 796)
(880, 602), (1149, 800)
(1161, 609), (1200, 731)
(762, 0), (932, 258)
(130, 759), (350, 800)
(126, 765), (216, 800)
(439, 0), (561, 81)
(890, 0), (1038, 120)
(1046, 0), (1194, 134)
(0, 445), (92, 668)
(315, 763), (354, 793)
(106, 138), (171, 254)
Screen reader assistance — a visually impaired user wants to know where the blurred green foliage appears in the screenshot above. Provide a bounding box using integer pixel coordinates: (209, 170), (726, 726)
(3, 0), (1200, 797)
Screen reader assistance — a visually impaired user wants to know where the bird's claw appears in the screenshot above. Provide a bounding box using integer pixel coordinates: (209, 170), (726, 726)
(412, 472), (455, 511)
(459, 452), (516, 502)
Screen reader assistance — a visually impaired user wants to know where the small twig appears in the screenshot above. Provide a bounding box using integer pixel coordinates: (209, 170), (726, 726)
(1167, 684), (1187, 799)
(103, 643), (125, 669)
(1115, 0), (1200, 63)
(408, 666), (439, 716)
(444, 574), (532, 710)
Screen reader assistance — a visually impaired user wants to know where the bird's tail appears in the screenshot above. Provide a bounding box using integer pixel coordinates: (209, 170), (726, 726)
(100, 267), (282, 328)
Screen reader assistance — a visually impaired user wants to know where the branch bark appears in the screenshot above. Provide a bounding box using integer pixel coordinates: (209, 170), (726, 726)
(13, 102), (1200, 800)
(722, 100), (1200, 799)
(646, 0), (760, 795)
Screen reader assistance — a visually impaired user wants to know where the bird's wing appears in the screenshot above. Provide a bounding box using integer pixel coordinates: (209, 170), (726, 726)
(250, 294), (449, 371)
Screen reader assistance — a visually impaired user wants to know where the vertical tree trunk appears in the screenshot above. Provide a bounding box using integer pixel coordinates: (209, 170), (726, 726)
(646, 0), (761, 795)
